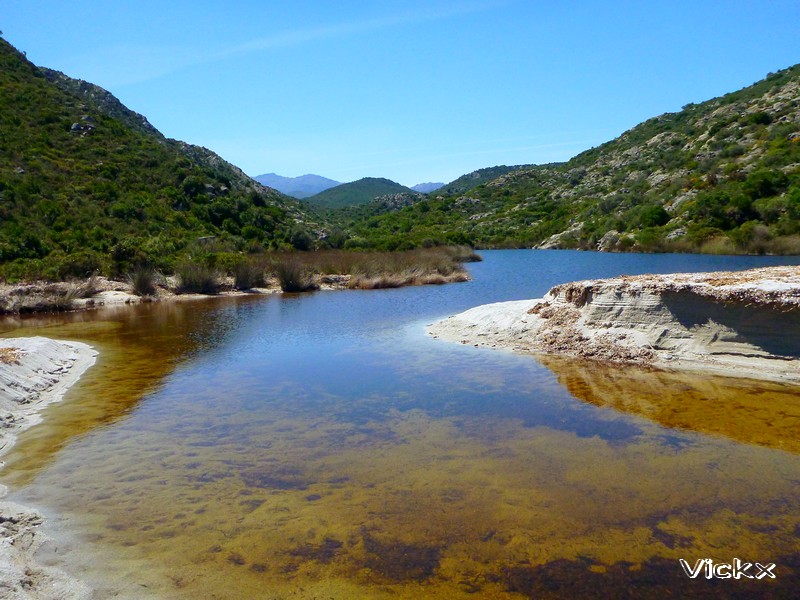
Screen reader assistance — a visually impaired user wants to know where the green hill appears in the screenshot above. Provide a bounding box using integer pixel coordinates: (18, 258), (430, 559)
(305, 177), (415, 210)
(348, 66), (800, 253)
(435, 165), (532, 196)
(0, 37), (322, 280)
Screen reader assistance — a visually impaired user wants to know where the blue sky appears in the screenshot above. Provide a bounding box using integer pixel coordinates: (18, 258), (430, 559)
(4, 1), (800, 187)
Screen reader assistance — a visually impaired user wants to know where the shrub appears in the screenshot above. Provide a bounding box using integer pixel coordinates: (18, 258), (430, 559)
(289, 227), (314, 251)
(639, 205), (671, 228)
(232, 260), (265, 290)
(127, 266), (160, 296)
(747, 111), (772, 126)
(634, 228), (665, 252)
(57, 251), (105, 279)
(441, 245), (483, 262)
(765, 234), (800, 255)
(700, 236), (736, 255)
(743, 168), (789, 200)
(273, 259), (318, 293)
(175, 262), (220, 294)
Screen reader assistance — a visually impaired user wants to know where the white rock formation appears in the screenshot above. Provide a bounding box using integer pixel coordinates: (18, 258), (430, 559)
(1, 337), (97, 600)
(429, 266), (800, 384)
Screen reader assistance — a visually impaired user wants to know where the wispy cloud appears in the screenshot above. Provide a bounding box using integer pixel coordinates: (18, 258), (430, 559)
(221, 1), (509, 58)
(83, 1), (509, 87)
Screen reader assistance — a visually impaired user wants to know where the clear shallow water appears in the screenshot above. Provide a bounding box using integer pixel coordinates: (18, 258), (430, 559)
(3, 250), (800, 599)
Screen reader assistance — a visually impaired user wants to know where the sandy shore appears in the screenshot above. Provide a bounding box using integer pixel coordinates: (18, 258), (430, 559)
(1, 337), (97, 599)
(429, 266), (800, 384)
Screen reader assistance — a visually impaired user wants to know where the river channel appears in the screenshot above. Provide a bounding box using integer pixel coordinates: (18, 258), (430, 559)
(2, 250), (800, 598)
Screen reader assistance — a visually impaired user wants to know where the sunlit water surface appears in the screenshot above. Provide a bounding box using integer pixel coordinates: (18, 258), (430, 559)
(2, 250), (800, 599)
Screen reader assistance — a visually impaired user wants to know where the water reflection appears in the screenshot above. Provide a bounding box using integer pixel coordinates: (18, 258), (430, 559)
(0, 296), (269, 486)
(539, 355), (800, 454)
(2, 251), (800, 598)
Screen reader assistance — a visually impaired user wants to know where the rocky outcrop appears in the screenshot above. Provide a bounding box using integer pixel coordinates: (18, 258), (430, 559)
(537, 222), (584, 249)
(371, 192), (425, 211)
(429, 266), (800, 384)
(42, 68), (162, 139)
(0, 337), (97, 599)
(1, 337), (97, 450)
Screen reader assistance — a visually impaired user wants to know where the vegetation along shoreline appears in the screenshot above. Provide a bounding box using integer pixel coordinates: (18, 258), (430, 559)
(0, 247), (480, 316)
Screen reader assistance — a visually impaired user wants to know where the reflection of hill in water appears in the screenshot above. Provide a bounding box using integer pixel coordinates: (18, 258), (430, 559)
(540, 354), (800, 454)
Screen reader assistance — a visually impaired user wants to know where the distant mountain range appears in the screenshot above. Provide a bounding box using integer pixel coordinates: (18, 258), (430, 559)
(255, 173), (444, 201)
(254, 173), (341, 199)
(410, 182), (445, 193)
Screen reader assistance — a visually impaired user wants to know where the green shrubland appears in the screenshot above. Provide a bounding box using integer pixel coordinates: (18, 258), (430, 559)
(339, 66), (800, 254)
(0, 37), (322, 282)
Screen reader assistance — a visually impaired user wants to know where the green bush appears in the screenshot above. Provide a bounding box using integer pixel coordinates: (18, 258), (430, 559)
(743, 168), (789, 200)
(289, 227), (314, 251)
(639, 205), (671, 228)
(175, 262), (220, 294)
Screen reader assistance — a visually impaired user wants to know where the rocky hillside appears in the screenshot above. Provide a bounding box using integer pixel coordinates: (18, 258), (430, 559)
(0, 37), (322, 280)
(436, 165), (531, 196)
(349, 66), (800, 253)
(324, 192), (425, 250)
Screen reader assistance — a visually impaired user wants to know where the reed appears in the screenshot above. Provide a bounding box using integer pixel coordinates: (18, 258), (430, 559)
(232, 260), (266, 290)
(127, 266), (161, 297)
(273, 259), (318, 293)
(765, 235), (800, 255)
(699, 236), (736, 255)
(258, 247), (474, 291)
(175, 262), (221, 294)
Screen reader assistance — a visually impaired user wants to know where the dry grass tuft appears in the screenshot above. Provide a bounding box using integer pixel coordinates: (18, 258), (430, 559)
(272, 259), (319, 293)
(175, 262), (221, 294)
(128, 266), (162, 296)
(766, 235), (800, 255)
(699, 236), (736, 255)
(262, 246), (475, 291)
(0, 347), (20, 364)
(232, 260), (267, 290)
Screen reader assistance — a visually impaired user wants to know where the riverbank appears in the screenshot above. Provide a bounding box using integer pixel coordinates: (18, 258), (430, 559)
(0, 270), (472, 316)
(0, 249), (475, 315)
(429, 265), (800, 384)
(0, 275), (282, 315)
(0, 337), (97, 599)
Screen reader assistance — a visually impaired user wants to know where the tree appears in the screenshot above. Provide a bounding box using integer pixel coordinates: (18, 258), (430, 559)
(289, 227), (313, 251)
